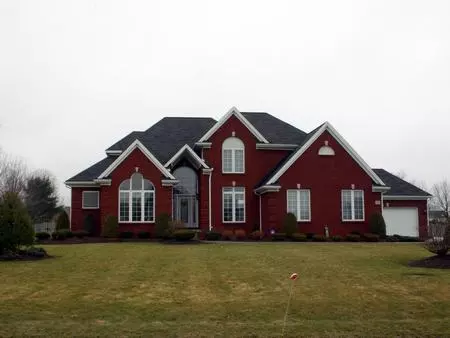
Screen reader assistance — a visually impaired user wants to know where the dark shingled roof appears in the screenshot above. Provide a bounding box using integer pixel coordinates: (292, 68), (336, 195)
(241, 112), (307, 144)
(256, 123), (326, 187)
(106, 117), (217, 163)
(372, 169), (431, 197)
(66, 157), (116, 182)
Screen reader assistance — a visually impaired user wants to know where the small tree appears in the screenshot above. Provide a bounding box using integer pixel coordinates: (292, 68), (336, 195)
(369, 212), (386, 237)
(424, 222), (449, 256)
(55, 211), (70, 230)
(0, 192), (34, 253)
(83, 214), (96, 236)
(101, 215), (119, 238)
(155, 213), (171, 239)
(24, 171), (59, 221)
(283, 212), (298, 238)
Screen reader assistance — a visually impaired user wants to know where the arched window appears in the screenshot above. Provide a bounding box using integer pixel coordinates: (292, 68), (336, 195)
(222, 137), (245, 173)
(119, 173), (155, 222)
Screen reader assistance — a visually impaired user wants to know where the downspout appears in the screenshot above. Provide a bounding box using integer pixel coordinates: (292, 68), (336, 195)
(259, 193), (262, 234)
(208, 170), (212, 231)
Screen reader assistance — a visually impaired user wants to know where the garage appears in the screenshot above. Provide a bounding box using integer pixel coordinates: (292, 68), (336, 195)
(383, 207), (419, 237)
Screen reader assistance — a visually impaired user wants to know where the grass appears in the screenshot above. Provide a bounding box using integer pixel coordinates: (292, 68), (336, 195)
(0, 243), (449, 337)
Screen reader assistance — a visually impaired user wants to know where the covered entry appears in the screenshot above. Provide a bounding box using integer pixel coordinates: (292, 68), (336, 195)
(383, 207), (419, 237)
(173, 166), (198, 227)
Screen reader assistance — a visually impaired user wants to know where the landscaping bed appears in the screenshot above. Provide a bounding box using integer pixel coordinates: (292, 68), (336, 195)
(409, 254), (450, 269)
(0, 247), (51, 261)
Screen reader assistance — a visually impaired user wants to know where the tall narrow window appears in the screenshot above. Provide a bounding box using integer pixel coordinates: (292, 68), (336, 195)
(222, 137), (245, 173)
(341, 190), (364, 221)
(222, 187), (245, 222)
(286, 189), (311, 221)
(119, 173), (155, 222)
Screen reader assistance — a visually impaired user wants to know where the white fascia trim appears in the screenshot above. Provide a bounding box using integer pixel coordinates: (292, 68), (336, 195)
(256, 143), (298, 150)
(266, 122), (385, 186)
(98, 140), (176, 180)
(161, 179), (179, 187)
(194, 142), (212, 148)
(202, 168), (214, 174)
(164, 144), (210, 169)
(372, 185), (391, 192)
(64, 181), (99, 188)
(198, 107), (269, 143)
(384, 195), (431, 200)
(105, 150), (122, 155)
(254, 185), (281, 194)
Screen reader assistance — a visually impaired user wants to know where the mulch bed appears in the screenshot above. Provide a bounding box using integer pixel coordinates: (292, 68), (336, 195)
(0, 249), (52, 262)
(408, 255), (450, 269)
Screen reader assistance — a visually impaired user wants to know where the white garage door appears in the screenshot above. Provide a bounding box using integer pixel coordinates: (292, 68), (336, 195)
(383, 207), (419, 237)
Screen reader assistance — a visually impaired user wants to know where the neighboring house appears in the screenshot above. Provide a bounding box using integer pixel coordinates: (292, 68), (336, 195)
(65, 107), (431, 238)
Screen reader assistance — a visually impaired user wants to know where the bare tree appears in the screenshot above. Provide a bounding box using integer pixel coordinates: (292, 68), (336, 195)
(0, 149), (29, 198)
(432, 180), (450, 219)
(396, 170), (428, 191)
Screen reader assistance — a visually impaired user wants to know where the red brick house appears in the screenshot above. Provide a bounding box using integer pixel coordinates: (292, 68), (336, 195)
(65, 107), (431, 238)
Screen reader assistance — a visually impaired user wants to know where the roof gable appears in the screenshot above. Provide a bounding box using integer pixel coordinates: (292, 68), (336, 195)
(99, 140), (175, 180)
(198, 107), (269, 143)
(164, 144), (209, 169)
(265, 122), (385, 186)
(65, 157), (116, 183)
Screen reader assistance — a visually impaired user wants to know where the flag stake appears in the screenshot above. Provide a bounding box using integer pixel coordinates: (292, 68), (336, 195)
(282, 273), (298, 337)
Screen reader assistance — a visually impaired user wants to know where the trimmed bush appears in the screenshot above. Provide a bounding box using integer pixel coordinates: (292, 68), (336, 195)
(65, 231), (74, 238)
(119, 231), (134, 239)
(83, 214), (96, 236)
(249, 230), (263, 240)
(291, 233), (307, 242)
(205, 231), (221, 241)
(332, 235), (343, 242)
(0, 192), (34, 253)
(306, 233), (315, 240)
(137, 231), (150, 239)
(173, 229), (196, 241)
(35, 232), (50, 240)
(155, 213), (172, 239)
(363, 233), (380, 242)
(283, 212), (297, 238)
(73, 230), (89, 238)
(234, 229), (247, 241)
(55, 211), (70, 231)
(272, 233), (286, 241)
(312, 234), (327, 242)
(369, 212), (386, 237)
(51, 230), (69, 241)
(350, 230), (362, 236)
(346, 234), (361, 242)
(221, 230), (234, 241)
(102, 215), (119, 238)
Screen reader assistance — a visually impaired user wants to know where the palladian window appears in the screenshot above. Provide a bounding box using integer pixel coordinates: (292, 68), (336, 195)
(119, 173), (155, 222)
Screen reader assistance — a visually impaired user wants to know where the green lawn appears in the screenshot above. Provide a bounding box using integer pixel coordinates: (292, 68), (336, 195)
(0, 243), (449, 337)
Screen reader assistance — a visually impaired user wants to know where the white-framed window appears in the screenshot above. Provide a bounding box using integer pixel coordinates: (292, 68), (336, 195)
(286, 189), (311, 221)
(119, 173), (155, 223)
(222, 187), (245, 222)
(222, 137), (245, 173)
(82, 191), (99, 209)
(341, 190), (364, 221)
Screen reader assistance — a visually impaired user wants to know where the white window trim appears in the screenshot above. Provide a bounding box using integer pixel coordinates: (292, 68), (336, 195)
(222, 187), (246, 223)
(286, 189), (311, 222)
(82, 191), (99, 209)
(118, 176), (155, 223)
(222, 147), (245, 174)
(341, 190), (365, 222)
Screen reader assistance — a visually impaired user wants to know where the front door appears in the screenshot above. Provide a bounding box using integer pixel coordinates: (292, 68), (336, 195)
(175, 195), (197, 227)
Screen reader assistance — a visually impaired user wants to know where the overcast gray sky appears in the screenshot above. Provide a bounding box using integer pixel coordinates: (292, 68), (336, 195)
(1, 0), (449, 205)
